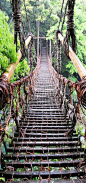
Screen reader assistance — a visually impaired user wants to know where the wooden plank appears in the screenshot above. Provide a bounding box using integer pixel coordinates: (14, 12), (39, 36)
(13, 136), (78, 142)
(0, 169), (85, 179)
(9, 140), (79, 147)
(6, 159), (82, 168)
(34, 37), (47, 39)
(4, 180), (85, 183)
(6, 147), (84, 154)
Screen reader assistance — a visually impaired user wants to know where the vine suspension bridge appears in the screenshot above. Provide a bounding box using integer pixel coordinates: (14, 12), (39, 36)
(0, 0), (86, 182)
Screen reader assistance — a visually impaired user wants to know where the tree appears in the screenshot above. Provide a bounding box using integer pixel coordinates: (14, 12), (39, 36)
(0, 0), (12, 21)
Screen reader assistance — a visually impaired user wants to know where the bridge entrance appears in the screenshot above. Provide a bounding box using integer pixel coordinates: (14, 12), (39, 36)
(0, 47), (85, 182)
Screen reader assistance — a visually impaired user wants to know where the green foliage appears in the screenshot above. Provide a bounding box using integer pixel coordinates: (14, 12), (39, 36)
(76, 122), (86, 148)
(0, 10), (17, 76)
(10, 59), (30, 82)
(0, 177), (5, 181)
(76, 123), (85, 137)
(0, 0), (12, 20)
(66, 61), (77, 75)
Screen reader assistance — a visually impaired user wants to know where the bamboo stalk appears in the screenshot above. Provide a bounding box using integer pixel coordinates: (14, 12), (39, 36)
(58, 33), (86, 79)
(2, 36), (32, 81)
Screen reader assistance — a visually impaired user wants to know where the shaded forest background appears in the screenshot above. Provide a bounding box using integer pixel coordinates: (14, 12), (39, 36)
(0, 0), (86, 82)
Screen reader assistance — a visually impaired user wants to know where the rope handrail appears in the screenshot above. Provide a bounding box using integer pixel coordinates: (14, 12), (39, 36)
(0, 54), (41, 159)
(48, 55), (86, 139)
(52, 30), (86, 113)
(0, 50), (40, 111)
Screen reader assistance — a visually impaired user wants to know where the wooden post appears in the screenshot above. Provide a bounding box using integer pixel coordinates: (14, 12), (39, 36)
(33, 39), (35, 50)
(40, 39), (42, 55)
(28, 44), (30, 66)
(49, 40), (51, 61)
(46, 40), (49, 56)
(37, 20), (39, 61)
(49, 15), (51, 61)
(58, 33), (86, 79)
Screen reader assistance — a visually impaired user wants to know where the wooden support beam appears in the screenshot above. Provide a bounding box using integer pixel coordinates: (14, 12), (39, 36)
(2, 36), (32, 81)
(34, 37), (47, 39)
(58, 33), (86, 79)
(37, 20), (39, 61)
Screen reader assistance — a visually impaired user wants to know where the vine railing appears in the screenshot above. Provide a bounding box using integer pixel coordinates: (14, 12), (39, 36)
(0, 55), (41, 169)
(48, 56), (86, 144)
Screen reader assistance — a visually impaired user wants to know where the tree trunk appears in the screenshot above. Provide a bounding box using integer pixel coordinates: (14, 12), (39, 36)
(40, 39), (42, 55)
(49, 15), (51, 61)
(37, 20), (39, 61)
(33, 39), (35, 50)
(46, 41), (48, 55)
(49, 40), (51, 61)
(28, 20), (31, 33)
(28, 45), (30, 66)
